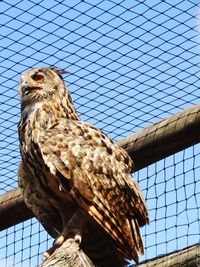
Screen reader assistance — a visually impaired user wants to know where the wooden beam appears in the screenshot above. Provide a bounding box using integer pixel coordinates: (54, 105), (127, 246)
(118, 103), (200, 171)
(0, 188), (33, 230)
(137, 244), (200, 267)
(0, 103), (200, 231)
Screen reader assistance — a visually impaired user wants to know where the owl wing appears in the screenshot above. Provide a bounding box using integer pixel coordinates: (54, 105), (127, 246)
(38, 119), (149, 262)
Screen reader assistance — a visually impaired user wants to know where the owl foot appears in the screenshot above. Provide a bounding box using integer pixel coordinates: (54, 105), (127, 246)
(57, 208), (86, 245)
(54, 229), (82, 247)
(42, 230), (82, 260)
(43, 209), (87, 260)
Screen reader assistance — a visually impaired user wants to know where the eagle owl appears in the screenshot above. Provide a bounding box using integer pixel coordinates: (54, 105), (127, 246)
(18, 67), (149, 266)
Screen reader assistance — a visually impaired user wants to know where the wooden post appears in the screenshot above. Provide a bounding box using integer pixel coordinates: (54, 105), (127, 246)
(39, 239), (95, 267)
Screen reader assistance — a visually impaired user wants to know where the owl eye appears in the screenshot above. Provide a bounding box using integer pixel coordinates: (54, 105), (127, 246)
(32, 73), (45, 83)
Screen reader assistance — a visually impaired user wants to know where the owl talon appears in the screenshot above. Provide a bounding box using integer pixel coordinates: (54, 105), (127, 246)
(43, 246), (57, 260)
(74, 232), (82, 244)
(54, 230), (82, 247)
(54, 235), (65, 247)
(42, 236), (66, 261)
(43, 251), (51, 260)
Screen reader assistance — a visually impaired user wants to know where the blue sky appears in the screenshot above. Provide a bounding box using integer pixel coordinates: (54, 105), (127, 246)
(0, 0), (200, 266)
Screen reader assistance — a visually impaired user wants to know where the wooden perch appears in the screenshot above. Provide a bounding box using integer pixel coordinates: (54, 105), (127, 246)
(1, 103), (200, 231)
(137, 243), (200, 267)
(39, 239), (95, 267)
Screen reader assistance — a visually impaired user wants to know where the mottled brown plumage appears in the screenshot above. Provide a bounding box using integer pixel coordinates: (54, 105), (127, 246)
(18, 67), (149, 266)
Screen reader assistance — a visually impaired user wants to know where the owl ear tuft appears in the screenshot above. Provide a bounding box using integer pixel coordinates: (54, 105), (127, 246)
(49, 66), (70, 76)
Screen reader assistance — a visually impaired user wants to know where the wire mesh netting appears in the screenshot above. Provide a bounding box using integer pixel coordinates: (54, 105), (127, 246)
(0, 0), (200, 266)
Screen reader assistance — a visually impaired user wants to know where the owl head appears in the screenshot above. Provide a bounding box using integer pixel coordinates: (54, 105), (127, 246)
(19, 67), (79, 120)
(19, 67), (67, 105)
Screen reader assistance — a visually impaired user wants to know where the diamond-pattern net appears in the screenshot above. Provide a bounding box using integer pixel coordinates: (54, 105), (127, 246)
(0, 0), (200, 266)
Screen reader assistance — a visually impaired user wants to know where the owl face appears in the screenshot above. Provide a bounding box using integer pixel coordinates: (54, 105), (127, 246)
(20, 67), (65, 104)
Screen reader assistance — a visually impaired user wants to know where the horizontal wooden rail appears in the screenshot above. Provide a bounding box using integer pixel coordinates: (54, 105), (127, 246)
(1, 103), (200, 231)
(137, 244), (200, 267)
(0, 188), (33, 230)
(118, 103), (200, 171)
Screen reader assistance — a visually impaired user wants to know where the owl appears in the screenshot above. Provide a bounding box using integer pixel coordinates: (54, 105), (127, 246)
(18, 67), (149, 266)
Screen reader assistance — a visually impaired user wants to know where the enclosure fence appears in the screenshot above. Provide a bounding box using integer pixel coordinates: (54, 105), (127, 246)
(0, 0), (200, 266)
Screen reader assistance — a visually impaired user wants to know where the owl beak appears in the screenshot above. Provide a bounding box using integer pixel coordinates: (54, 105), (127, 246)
(21, 85), (30, 95)
(21, 80), (29, 95)
(21, 81), (41, 95)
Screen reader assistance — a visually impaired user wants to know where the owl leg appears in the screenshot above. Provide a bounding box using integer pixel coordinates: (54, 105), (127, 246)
(55, 208), (87, 246)
(43, 209), (87, 259)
